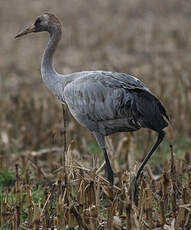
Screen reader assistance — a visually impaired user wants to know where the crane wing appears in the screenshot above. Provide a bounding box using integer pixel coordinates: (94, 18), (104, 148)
(63, 71), (169, 134)
(63, 71), (145, 121)
(96, 71), (151, 92)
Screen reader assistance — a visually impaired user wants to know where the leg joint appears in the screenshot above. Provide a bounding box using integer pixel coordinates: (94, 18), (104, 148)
(159, 130), (166, 139)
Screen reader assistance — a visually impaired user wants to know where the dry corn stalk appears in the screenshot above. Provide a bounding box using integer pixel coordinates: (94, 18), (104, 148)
(126, 200), (132, 230)
(85, 181), (96, 207)
(33, 203), (40, 230)
(15, 164), (21, 206)
(107, 195), (118, 230)
(145, 187), (152, 229)
(26, 184), (33, 225)
(57, 195), (62, 229)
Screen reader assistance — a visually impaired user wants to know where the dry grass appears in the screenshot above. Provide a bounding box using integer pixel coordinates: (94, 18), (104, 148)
(0, 141), (191, 229)
(0, 0), (191, 229)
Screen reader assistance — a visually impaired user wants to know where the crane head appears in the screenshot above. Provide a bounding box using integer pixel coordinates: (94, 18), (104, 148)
(15, 12), (62, 38)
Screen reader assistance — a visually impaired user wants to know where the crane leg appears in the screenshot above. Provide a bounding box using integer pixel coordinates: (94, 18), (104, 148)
(93, 132), (114, 185)
(134, 130), (165, 206)
(103, 148), (114, 185)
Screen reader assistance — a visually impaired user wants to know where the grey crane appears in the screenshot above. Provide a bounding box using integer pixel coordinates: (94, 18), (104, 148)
(15, 12), (169, 204)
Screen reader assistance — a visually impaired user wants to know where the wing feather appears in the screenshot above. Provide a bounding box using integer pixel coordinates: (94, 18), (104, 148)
(64, 72), (139, 122)
(63, 71), (168, 132)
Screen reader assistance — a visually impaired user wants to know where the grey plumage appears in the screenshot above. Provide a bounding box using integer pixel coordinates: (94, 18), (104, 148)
(63, 71), (168, 134)
(15, 12), (169, 205)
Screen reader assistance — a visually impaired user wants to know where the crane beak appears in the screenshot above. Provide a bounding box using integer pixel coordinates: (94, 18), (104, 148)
(15, 24), (35, 38)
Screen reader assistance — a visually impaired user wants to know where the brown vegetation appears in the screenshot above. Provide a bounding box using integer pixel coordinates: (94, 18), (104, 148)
(0, 0), (191, 229)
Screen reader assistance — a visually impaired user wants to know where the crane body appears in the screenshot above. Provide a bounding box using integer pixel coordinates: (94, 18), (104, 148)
(15, 13), (169, 205)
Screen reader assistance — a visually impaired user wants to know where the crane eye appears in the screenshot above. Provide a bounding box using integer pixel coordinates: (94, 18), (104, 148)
(34, 18), (41, 26)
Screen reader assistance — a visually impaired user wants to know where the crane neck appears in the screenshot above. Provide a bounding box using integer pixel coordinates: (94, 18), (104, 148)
(41, 27), (62, 75)
(41, 26), (63, 97)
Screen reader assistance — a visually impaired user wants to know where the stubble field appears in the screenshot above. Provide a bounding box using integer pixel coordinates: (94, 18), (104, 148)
(0, 0), (191, 229)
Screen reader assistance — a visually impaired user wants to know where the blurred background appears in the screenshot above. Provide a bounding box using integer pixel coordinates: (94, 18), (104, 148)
(0, 0), (191, 163)
(1, 1), (191, 228)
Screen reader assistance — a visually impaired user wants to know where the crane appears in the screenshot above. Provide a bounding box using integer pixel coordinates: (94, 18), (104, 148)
(15, 12), (169, 205)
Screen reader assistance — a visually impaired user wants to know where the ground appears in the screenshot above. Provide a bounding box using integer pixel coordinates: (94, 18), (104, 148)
(0, 0), (191, 229)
